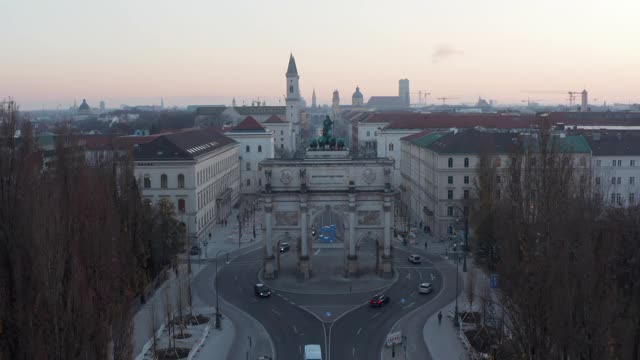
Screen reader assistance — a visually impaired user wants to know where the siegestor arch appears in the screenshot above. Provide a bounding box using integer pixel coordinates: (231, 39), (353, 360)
(308, 206), (347, 241)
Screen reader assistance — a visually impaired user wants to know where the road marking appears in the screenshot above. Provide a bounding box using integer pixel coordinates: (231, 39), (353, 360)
(271, 309), (282, 316)
(289, 301), (296, 305)
(314, 249), (321, 255)
(431, 273), (436, 281)
(371, 313), (381, 319)
(356, 327), (362, 336)
(401, 302), (415, 310)
(406, 272), (412, 280)
(409, 291), (416, 297)
(299, 345), (302, 354)
(235, 275), (238, 281)
(418, 271), (423, 281)
(293, 325), (297, 334)
(352, 347), (356, 357)
(282, 297), (288, 301)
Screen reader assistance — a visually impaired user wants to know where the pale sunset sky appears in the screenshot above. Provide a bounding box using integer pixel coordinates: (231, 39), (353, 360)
(2, 0), (639, 110)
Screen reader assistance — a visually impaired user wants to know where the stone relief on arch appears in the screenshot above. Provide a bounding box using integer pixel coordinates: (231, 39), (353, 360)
(357, 210), (381, 225)
(275, 211), (299, 226)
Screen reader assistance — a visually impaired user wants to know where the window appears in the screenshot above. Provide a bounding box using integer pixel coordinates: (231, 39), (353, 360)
(616, 193), (621, 204)
(464, 157), (469, 168)
(281, 130), (284, 135)
(389, 143), (394, 151)
(448, 226), (453, 234)
(448, 176), (453, 184)
(281, 144), (284, 149)
(631, 160), (636, 167)
(448, 158), (453, 168)
(178, 199), (185, 213)
(631, 177), (635, 185)
(178, 174), (185, 188)
(246, 162), (251, 171)
(611, 193), (616, 203)
(579, 157), (586, 167)
(612, 177), (616, 185)
(160, 174), (168, 188)
(447, 207), (453, 216)
(143, 175), (151, 189)
(281, 138), (284, 142)
(617, 177), (622, 184)
(464, 176), (469, 184)
(464, 190), (469, 199)
(447, 190), (453, 200)
(613, 160), (617, 167)
(463, 206), (469, 216)
(366, 131), (371, 137)
(289, 86), (293, 93)
(618, 160), (622, 166)
(596, 159), (601, 167)
(259, 178), (262, 186)
(258, 145), (262, 152)
(496, 175), (501, 184)
(630, 193), (636, 205)
(246, 145), (250, 153)
(595, 177), (601, 185)
(246, 179), (251, 186)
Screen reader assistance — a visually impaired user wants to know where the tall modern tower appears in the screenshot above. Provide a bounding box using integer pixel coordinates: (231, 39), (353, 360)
(581, 89), (588, 112)
(399, 79), (410, 107)
(312, 89), (317, 108)
(285, 54), (301, 125)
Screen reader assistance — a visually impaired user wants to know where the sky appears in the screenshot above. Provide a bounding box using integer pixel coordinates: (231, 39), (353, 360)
(2, 0), (640, 110)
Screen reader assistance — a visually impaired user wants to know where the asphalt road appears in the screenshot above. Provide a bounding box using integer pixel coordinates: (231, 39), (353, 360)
(215, 242), (453, 360)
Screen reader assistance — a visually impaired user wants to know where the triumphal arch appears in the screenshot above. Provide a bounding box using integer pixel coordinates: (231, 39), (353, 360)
(259, 117), (396, 279)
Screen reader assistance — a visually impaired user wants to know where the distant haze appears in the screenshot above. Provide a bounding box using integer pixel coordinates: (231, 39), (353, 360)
(2, 0), (639, 110)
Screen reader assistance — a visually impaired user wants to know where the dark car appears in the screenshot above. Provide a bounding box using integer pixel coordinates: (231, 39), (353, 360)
(369, 294), (390, 307)
(190, 246), (201, 256)
(279, 242), (290, 253)
(254, 283), (271, 297)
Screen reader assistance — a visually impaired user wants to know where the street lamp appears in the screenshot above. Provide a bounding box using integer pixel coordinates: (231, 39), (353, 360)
(238, 213), (242, 249)
(215, 249), (230, 329)
(454, 247), (460, 327)
(252, 201), (256, 239)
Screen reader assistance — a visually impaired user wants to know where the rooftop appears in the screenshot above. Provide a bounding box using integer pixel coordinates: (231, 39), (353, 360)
(229, 116), (267, 132)
(134, 128), (236, 161)
(427, 129), (519, 155)
(366, 96), (405, 108)
(581, 130), (640, 156)
(264, 114), (288, 124)
(232, 106), (286, 116)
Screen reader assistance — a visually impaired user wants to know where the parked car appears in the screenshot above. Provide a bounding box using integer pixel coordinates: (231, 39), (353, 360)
(408, 254), (421, 264)
(279, 242), (290, 252)
(254, 283), (271, 297)
(303, 344), (322, 360)
(369, 294), (390, 307)
(418, 282), (433, 294)
(190, 246), (201, 256)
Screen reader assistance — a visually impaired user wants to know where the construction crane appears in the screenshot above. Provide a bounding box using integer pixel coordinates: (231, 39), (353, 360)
(521, 98), (546, 106)
(410, 91), (431, 106)
(437, 97), (459, 105)
(522, 90), (584, 107)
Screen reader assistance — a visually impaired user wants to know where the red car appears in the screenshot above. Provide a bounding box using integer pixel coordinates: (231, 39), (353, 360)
(369, 294), (390, 307)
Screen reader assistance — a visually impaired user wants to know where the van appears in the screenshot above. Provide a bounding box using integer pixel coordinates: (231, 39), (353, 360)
(304, 344), (322, 360)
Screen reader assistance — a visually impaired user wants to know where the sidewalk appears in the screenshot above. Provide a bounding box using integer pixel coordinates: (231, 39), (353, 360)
(132, 207), (270, 360)
(423, 303), (466, 360)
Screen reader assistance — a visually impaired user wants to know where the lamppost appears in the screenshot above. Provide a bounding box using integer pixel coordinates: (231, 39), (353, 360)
(454, 246), (460, 327)
(252, 201), (256, 239)
(237, 213), (242, 249)
(215, 249), (230, 329)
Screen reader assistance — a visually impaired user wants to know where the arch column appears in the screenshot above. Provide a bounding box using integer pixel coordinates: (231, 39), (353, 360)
(298, 195), (311, 279)
(381, 194), (393, 277)
(263, 195), (277, 279)
(346, 193), (358, 277)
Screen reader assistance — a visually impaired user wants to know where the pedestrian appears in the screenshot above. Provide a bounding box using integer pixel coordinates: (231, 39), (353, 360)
(224, 219), (227, 227)
(424, 241), (428, 251)
(438, 311), (442, 325)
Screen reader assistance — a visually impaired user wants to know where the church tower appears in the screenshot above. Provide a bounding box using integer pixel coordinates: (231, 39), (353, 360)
(285, 54), (301, 125)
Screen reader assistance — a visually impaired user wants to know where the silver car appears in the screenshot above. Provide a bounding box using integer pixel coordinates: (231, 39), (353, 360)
(418, 282), (433, 294)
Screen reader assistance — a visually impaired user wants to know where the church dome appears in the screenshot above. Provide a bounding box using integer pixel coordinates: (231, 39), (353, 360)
(78, 99), (90, 111)
(352, 87), (364, 106)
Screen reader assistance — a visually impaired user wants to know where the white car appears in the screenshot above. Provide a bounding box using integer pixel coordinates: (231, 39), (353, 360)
(418, 282), (433, 294)
(304, 344), (322, 360)
(408, 254), (421, 264)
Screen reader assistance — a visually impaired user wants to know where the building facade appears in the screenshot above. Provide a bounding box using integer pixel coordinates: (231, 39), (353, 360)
(225, 116), (275, 194)
(133, 129), (240, 245)
(263, 115), (293, 156)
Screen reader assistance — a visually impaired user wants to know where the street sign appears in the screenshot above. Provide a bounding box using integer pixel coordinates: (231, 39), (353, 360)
(386, 331), (403, 347)
(490, 274), (499, 289)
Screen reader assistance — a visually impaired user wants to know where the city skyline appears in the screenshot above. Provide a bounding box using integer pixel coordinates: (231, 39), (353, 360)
(2, 0), (640, 110)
